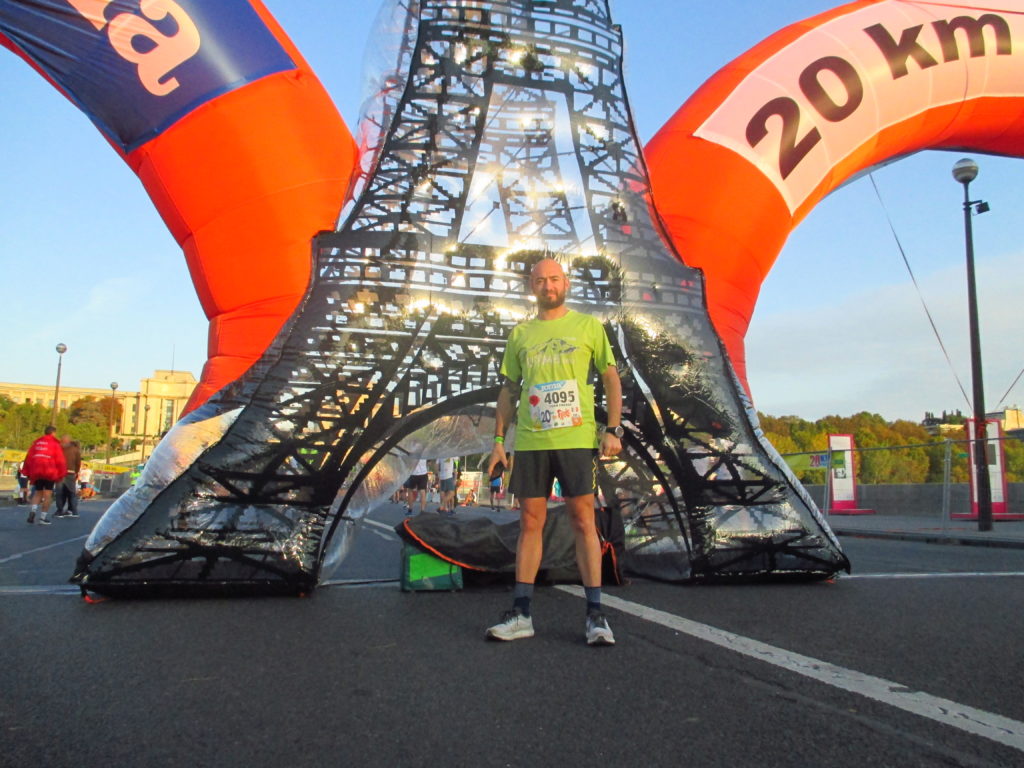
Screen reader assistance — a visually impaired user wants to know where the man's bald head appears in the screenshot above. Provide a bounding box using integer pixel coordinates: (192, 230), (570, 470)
(530, 257), (566, 280)
(530, 258), (569, 313)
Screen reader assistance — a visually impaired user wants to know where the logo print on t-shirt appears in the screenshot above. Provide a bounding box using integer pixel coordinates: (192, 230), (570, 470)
(524, 338), (579, 368)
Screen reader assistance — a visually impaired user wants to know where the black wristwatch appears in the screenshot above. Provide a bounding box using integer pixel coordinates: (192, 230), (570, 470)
(603, 425), (624, 438)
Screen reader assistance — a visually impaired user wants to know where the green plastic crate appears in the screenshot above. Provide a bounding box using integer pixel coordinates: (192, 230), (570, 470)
(401, 543), (463, 592)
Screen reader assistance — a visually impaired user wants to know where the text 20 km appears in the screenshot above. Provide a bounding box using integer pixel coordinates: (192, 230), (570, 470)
(747, 14), (1012, 179)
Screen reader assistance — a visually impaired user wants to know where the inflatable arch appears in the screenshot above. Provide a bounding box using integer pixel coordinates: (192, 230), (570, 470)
(4, 2), (1021, 406)
(0, 0), (358, 410)
(646, 0), (1024, 391)
(0, 0), (1020, 595)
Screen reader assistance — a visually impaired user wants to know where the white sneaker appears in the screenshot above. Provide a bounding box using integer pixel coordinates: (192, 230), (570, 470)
(486, 609), (535, 641)
(585, 612), (615, 646)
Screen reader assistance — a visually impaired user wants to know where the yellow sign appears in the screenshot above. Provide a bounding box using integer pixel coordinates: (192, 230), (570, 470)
(1, 449), (129, 473)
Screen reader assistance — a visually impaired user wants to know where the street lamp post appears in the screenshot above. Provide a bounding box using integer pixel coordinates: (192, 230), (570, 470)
(952, 157), (993, 532)
(106, 381), (119, 466)
(51, 343), (67, 425)
(141, 403), (151, 464)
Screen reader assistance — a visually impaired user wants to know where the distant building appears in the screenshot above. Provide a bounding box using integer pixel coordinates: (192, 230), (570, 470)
(923, 407), (1024, 440)
(0, 370), (197, 444)
(989, 407), (1024, 440)
(921, 410), (966, 437)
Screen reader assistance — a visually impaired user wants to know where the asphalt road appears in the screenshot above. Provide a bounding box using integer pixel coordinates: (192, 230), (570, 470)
(2, 501), (1023, 768)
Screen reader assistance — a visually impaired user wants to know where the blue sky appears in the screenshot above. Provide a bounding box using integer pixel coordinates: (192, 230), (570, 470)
(1, 0), (1021, 422)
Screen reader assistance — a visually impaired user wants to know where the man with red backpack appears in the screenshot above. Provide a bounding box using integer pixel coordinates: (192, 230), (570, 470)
(23, 426), (67, 526)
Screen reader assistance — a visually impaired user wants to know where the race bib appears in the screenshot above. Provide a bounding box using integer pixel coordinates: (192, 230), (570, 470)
(528, 380), (583, 431)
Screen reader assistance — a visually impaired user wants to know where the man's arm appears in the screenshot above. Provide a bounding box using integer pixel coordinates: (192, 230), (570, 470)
(489, 377), (520, 475)
(599, 364), (623, 458)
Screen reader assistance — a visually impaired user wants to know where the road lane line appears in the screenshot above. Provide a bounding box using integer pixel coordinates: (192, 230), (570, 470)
(557, 585), (1024, 753)
(362, 518), (400, 539)
(320, 578), (398, 588)
(844, 572), (1024, 580)
(0, 585), (80, 595)
(0, 535), (88, 565)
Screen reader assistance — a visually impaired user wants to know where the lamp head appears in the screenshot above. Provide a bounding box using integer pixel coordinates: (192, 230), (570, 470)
(110, 381), (119, 391)
(952, 157), (979, 185)
(55, 343), (67, 355)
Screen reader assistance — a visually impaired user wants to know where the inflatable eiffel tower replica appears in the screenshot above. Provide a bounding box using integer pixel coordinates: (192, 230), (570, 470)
(74, 0), (849, 596)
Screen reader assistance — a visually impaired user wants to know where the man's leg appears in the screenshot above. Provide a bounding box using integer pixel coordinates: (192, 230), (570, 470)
(566, 494), (601, 588)
(27, 488), (41, 522)
(485, 497), (546, 641)
(567, 494), (615, 645)
(39, 490), (54, 523)
(67, 482), (79, 516)
(515, 497), (547, 585)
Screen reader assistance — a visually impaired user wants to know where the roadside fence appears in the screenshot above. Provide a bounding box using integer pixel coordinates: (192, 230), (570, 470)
(783, 437), (1023, 519)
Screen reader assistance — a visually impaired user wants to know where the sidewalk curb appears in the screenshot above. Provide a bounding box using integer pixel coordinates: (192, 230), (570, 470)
(833, 528), (1024, 550)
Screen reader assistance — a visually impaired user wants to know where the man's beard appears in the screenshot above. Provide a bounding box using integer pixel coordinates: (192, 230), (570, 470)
(536, 290), (566, 310)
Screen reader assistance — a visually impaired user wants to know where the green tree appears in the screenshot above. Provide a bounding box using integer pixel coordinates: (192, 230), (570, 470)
(69, 396), (104, 426)
(0, 403), (52, 450)
(755, 409), (985, 485)
(69, 422), (107, 450)
(1002, 439), (1024, 482)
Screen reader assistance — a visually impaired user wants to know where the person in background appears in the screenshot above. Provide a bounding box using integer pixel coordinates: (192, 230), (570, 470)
(78, 465), (95, 499)
(54, 435), (82, 518)
(16, 460), (29, 504)
(23, 426), (67, 526)
(488, 461), (504, 512)
(404, 459), (430, 515)
(437, 457), (457, 516)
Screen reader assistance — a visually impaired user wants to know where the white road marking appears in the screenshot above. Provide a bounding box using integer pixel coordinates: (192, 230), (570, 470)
(557, 585), (1024, 753)
(0, 535), (88, 565)
(320, 578), (398, 588)
(0, 585), (80, 595)
(844, 572), (1024, 580)
(362, 518), (400, 539)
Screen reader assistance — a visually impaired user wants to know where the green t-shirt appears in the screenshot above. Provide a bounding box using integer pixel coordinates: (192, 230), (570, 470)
(500, 310), (616, 451)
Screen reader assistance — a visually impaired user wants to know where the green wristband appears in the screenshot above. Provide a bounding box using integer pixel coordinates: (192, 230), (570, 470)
(493, 435), (505, 444)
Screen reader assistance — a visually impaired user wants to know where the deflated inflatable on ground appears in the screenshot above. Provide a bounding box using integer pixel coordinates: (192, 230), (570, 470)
(1, 0), (1019, 595)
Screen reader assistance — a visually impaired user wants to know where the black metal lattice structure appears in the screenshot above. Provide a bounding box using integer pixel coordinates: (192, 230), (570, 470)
(73, 0), (849, 596)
